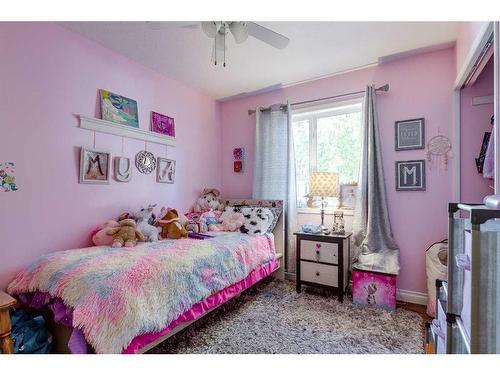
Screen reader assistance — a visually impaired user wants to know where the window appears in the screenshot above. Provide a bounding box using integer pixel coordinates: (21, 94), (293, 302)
(292, 101), (362, 209)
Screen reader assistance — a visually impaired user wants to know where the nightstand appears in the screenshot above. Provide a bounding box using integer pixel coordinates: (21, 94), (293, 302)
(294, 231), (352, 302)
(0, 290), (16, 354)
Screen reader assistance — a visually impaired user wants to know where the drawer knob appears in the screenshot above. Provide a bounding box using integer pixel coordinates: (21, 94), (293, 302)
(316, 243), (321, 249)
(316, 250), (320, 254)
(316, 271), (320, 276)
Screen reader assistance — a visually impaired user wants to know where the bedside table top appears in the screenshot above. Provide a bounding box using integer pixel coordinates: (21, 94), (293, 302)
(294, 231), (352, 239)
(0, 290), (16, 310)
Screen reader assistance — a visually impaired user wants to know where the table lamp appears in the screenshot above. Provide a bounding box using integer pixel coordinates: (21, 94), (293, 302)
(308, 171), (340, 234)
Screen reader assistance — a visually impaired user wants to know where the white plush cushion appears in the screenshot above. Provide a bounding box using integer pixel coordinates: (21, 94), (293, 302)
(239, 207), (274, 236)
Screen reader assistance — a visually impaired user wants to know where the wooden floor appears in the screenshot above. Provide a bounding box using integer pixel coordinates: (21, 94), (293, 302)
(397, 300), (431, 320)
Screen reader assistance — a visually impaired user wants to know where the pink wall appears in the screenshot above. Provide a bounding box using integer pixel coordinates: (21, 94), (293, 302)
(460, 58), (494, 202)
(455, 22), (489, 77)
(0, 23), (221, 289)
(220, 48), (457, 294)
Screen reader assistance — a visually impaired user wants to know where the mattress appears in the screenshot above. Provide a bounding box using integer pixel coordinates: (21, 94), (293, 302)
(8, 232), (277, 353)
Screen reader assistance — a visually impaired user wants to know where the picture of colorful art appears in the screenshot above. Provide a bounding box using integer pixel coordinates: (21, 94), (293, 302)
(151, 111), (175, 137)
(100, 89), (139, 128)
(233, 147), (244, 160)
(0, 162), (18, 192)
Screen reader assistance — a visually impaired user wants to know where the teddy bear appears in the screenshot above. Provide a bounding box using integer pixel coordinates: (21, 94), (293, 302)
(191, 188), (224, 213)
(91, 220), (120, 246)
(132, 205), (160, 242)
(156, 208), (188, 239)
(106, 218), (145, 248)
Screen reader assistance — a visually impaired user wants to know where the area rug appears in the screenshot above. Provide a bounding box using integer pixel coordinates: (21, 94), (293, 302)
(147, 279), (425, 354)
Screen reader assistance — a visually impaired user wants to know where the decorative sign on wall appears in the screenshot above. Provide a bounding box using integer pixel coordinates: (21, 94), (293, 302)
(151, 111), (175, 137)
(395, 118), (425, 151)
(0, 162), (18, 192)
(79, 147), (111, 184)
(233, 147), (244, 173)
(100, 89), (139, 128)
(157, 157), (176, 183)
(114, 157), (132, 182)
(395, 160), (426, 191)
(135, 150), (156, 174)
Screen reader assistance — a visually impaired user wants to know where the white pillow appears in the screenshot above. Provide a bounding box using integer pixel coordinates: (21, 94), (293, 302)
(239, 207), (274, 236)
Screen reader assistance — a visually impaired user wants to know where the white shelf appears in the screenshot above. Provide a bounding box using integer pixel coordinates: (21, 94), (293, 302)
(79, 115), (176, 147)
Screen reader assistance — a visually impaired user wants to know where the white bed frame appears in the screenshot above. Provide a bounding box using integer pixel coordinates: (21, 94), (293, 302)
(49, 199), (285, 353)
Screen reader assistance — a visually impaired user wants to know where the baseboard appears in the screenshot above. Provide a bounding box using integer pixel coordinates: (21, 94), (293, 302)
(396, 289), (427, 306)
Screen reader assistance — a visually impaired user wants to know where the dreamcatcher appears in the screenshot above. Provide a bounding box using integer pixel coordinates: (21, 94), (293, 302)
(426, 133), (452, 170)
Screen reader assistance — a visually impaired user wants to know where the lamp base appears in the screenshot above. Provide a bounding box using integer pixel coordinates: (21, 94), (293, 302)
(319, 224), (331, 235)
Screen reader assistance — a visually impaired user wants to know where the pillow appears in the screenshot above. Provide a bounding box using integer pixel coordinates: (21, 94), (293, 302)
(228, 205), (282, 233)
(239, 207), (274, 236)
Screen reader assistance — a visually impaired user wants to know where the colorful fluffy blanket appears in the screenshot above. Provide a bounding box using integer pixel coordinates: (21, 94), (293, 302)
(8, 233), (276, 353)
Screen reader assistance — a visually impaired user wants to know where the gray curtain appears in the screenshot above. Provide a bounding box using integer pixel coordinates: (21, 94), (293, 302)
(352, 86), (400, 274)
(253, 103), (298, 273)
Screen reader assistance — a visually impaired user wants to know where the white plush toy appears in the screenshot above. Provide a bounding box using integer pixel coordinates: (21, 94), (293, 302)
(191, 188), (224, 213)
(133, 204), (160, 242)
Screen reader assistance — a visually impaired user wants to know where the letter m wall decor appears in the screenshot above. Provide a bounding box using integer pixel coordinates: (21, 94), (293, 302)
(395, 160), (426, 191)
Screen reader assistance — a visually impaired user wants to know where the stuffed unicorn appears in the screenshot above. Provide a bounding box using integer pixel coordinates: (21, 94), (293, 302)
(132, 204), (160, 242)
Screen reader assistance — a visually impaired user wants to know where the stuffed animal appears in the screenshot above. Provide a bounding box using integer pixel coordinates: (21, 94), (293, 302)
(210, 211), (245, 232)
(91, 220), (120, 246)
(191, 188), (224, 213)
(156, 208), (188, 239)
(106, 219), (145, 248)
(185, 212), (208, 233)
(132, 205), (160, 242)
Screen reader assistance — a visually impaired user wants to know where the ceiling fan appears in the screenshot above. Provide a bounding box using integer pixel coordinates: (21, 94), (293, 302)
(148, 21), (290, 67)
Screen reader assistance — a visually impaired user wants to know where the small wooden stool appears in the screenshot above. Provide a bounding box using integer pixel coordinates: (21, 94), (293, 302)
(0, 290), (16, 354)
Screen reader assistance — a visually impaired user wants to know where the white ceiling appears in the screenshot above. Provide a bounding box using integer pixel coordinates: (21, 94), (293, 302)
(59, 22), (461, 100)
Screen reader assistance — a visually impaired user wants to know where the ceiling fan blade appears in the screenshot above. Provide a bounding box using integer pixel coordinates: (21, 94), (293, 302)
(247, 22), (289, 49)
(229, 22), (248, 44)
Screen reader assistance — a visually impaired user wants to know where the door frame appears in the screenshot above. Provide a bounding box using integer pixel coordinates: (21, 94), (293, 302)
(453, 22), (496, 199)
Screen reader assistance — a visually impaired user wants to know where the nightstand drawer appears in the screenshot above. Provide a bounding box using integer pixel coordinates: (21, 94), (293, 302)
(301, 240), (338, 264)
(300, 261), (338, 287)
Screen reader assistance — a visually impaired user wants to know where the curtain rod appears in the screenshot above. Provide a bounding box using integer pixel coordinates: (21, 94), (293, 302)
(247, 84), (389, 115)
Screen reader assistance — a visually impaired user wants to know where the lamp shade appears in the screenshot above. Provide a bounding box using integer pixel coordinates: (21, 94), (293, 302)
(309, 172), (340, 198)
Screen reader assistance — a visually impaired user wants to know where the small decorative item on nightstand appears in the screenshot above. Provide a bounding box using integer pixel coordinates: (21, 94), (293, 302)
(295, 231), (351, 302)
(332, 211), (345, 234)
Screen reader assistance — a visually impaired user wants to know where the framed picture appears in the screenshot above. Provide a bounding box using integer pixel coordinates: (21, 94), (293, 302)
(234, 160), (243, 173)
(99, 89), (139, 128)
(114, 157), (132, 182)
(395, 160), (426, 191)
(395, 118), (425, 151)
(157, 157), (176, 183)
(80, 147), (111, 184)
(233, 147), (244, 160)
(339, 182), (357, 209)
(151, 111), (175, 137)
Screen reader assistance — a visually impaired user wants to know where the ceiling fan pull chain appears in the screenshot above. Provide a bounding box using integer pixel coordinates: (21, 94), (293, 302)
(223, 29), (226, 67)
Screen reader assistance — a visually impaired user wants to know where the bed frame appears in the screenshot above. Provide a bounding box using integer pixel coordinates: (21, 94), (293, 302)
(47, 199), (285, 354)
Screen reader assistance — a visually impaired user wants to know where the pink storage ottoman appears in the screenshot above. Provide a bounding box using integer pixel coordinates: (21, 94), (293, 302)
(352, 267), (397, 311)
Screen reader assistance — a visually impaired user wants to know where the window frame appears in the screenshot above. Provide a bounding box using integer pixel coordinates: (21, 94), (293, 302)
(292, 99), (363, 214)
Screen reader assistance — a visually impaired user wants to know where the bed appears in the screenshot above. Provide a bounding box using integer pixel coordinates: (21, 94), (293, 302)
(7, 199), (285, 354)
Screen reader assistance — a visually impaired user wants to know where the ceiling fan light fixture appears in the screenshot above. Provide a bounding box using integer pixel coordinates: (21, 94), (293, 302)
(201, 21), (218, 38)
(229, 22), (248, 44)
